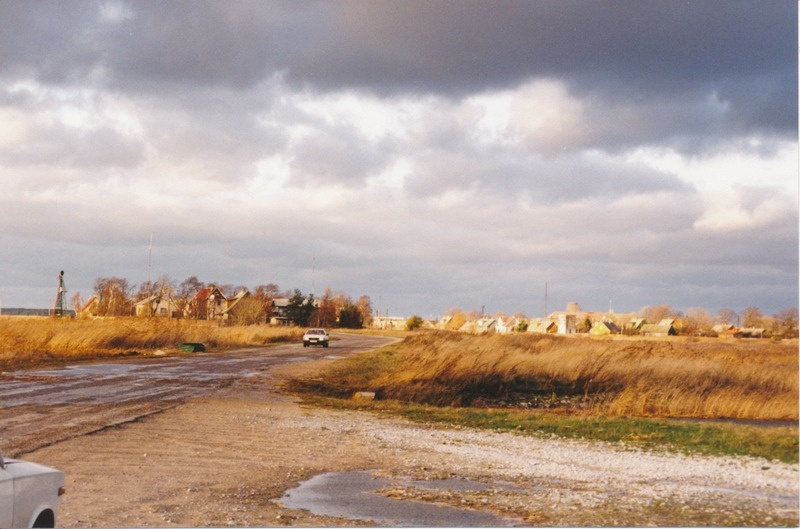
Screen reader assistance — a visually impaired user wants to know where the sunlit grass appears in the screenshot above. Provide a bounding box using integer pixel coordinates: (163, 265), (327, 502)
(287, 330), (799, 461)
(294, 331), (797, 421)
(0, 316), (302, 370)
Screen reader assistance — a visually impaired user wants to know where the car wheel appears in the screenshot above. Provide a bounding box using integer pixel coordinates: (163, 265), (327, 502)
(323, 342), (329, 348)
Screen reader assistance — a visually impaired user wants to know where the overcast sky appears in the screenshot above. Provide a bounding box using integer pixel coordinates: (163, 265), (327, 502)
(0, 0), (797, 318)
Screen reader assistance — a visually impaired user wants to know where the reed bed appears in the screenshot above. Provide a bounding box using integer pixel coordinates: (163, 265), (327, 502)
(300, 331), (798, 421)
(0, 316), (302, 370)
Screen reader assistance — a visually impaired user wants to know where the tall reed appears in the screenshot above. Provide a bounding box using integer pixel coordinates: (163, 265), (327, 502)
(0, 316), (301, 370)
(311, 331), (798, 421)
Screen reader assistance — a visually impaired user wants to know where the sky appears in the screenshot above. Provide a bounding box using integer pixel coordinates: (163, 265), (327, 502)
(0, 0), (797, 319)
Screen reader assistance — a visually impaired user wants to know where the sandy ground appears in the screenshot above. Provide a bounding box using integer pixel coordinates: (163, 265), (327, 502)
(25, 356), (799, 527)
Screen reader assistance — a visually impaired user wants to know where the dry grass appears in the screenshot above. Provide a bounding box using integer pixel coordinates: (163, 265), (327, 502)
(0, 316), (302, 370)
(331, 331), (798, 421)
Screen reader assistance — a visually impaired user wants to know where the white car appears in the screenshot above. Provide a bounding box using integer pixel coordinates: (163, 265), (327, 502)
(0, 449), (65, 528)
(303, 328), (330, 348)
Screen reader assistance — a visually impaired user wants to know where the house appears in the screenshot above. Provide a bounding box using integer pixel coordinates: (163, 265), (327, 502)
(557, 313), (577, 334)
(739, 327), (766, 338)
(223, 289), (264, 324)
(135, 295), (180, 318)
(629, 318), (647, 333)
(590, 321), (620, 336)
(269, 297), (290, 325)
(527, 319), (558, 334)
(641, 322), (677, 337)
(495, 316), (520, 334)
(712, 323), (746, 338)
(185, 285), (227, 320)
(372, 316), (407, 329)
(459, 318), (496, 334)
(475, 318), (497, 334)
(78, 295), (99, 318)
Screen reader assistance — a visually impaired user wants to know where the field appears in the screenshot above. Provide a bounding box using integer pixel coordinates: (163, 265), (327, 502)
(2, 318), (796, 462)
(288, 330), (799, 462)
(293, 330), (798, 421)
(0, 316), (301, 371)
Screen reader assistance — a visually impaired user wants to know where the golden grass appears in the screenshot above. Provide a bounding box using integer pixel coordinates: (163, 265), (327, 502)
(0, 316), (302, 370)
(358, 331), (798, 421)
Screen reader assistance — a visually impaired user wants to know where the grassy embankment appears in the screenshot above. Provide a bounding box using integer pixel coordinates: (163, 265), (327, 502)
(289, 331), (799, 463)
(0, 316), (301, 371)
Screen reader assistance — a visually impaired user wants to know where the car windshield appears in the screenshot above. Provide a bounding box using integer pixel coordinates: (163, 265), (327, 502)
(307, 329), (325, 334)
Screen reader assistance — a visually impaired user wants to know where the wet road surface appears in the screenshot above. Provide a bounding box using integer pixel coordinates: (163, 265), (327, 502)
(280, 471), (516, 527)
(0, 333), (393, 456)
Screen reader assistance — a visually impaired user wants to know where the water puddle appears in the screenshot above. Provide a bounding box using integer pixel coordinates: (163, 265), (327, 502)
(278, 470), (515, 527)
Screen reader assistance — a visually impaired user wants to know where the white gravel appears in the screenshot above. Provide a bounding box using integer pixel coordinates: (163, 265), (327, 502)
(286, 410), (799, 526)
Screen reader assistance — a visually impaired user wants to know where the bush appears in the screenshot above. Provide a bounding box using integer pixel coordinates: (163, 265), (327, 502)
(405, 315), (424, 331)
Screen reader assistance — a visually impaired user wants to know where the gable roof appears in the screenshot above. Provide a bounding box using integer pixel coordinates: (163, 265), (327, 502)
(191, 285), (227, 303)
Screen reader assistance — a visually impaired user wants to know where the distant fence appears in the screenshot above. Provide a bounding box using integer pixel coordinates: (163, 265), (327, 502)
(0, 308), (76, 317)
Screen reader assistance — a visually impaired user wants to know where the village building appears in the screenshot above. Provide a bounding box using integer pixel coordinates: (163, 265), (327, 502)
(641, 319), (677, 337)
(134, 295), (180, 318)
(223, 289), (264, 324)
(495, 316), (521, 334)
(77, 295), (99, 319)
(527, 318), (558, 334)
(372, 316), (407, 329)
(185, 285), (227, 320)
(590, 320), (621, 336)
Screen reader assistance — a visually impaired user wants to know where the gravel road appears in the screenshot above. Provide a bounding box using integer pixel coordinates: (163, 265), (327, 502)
(14, 348), (800, 527)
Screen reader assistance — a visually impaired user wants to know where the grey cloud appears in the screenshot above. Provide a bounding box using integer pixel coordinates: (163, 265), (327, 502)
(2, 2), (793, 135)
(0, 123), (145, 169)
(287, 127), (390, 187)
(405, 147), (690, 203)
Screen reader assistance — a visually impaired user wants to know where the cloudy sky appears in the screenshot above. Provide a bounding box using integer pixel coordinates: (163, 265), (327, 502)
(0, 1), (797, 319)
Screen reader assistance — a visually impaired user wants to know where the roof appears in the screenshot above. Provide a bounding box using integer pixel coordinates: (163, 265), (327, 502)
(641, 324), (675, 335)
(591, 321), (620, 334)
(191, 285), (226, 302)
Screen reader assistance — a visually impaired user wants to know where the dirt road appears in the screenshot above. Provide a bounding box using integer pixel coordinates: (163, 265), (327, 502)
(5, 336), (798, 527)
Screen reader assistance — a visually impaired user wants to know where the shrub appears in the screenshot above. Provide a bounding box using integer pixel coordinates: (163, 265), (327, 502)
(405, 315), (424, 331)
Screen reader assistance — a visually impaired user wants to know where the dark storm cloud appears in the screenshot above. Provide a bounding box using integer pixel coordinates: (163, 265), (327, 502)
(2, 1), (794, 134)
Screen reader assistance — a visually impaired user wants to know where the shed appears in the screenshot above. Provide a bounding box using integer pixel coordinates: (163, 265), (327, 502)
(590, 321), (620, 336)
(527, 319), (558, 334)
(641, 323), (677, 337)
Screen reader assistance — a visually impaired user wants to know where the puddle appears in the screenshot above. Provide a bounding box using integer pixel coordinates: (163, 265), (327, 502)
(278, 470), (514, 527)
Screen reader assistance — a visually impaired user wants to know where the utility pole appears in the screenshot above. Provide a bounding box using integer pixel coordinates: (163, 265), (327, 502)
(544, 281), (548, 319)
(148, 232), (153, 317)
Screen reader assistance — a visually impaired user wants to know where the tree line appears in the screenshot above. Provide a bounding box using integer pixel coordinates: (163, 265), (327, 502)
(70, 275), (374, 328)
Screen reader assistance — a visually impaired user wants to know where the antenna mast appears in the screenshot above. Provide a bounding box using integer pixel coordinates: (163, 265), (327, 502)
(544, 281), (548, 319)
(148, 232), (153, 287)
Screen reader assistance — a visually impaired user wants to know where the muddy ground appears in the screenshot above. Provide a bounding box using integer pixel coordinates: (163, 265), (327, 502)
(21, 355), (800, 527)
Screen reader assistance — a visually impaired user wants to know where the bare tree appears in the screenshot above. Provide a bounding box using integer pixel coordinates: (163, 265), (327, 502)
(741, 306), (764, 328)
(93, 277), (134, 316)
(356, 295), (374, 327)
(177, 276), (205, 313)
(70, 291), (84, 316)
(717, 308), (738, 325)
(682, 307), (713, 335)
(311, 288), (337, 327)
(639, 304), (680, 323)
(774, 308), (798, 337)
